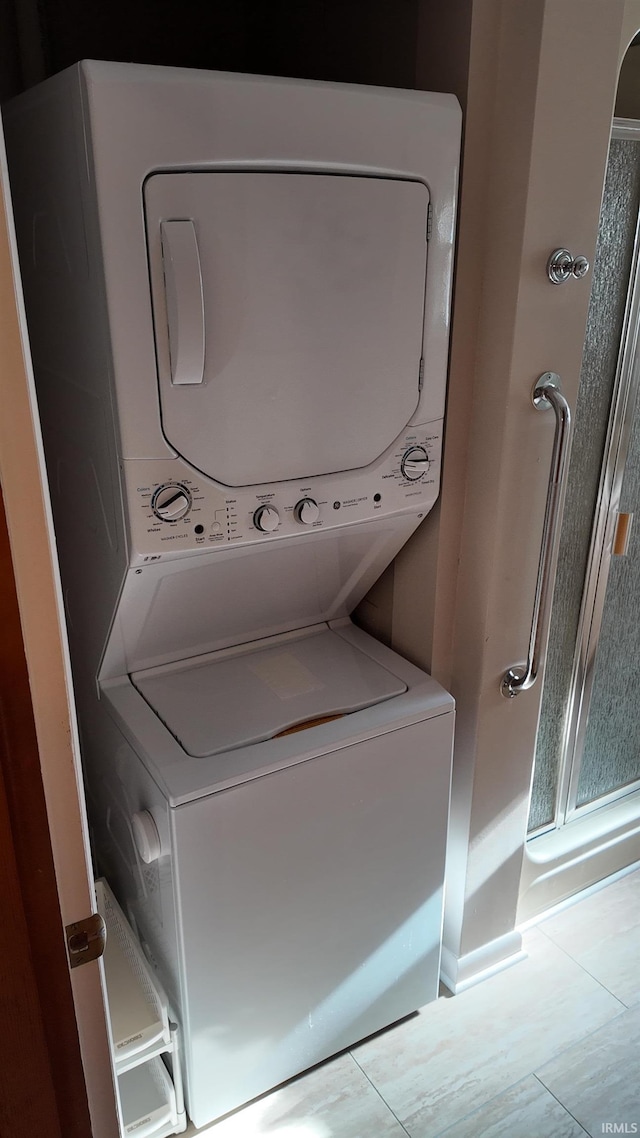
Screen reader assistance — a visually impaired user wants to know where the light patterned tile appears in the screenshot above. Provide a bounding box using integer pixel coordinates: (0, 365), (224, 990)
(539, 868), (640, 1007)
(183, 1051), (408, 1137)
(536, 1003), (640, 1138)
(431, 1075), (588, 1138)
(352, 928), (623, 1137)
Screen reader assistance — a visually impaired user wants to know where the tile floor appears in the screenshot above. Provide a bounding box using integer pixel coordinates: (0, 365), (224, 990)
(185, 867), (640, 1138)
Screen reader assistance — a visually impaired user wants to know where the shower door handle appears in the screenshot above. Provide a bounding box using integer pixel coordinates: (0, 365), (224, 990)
(502, 373), (572, 698)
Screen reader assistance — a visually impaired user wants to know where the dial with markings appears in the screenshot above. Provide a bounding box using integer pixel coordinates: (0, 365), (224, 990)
(294, 498), (320, 525)
(152, 482), (192, 521)
(401, 446), (430, 481)
(253, 504), (280, 533)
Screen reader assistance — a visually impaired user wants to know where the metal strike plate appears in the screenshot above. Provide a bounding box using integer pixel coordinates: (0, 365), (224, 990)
(65, 912), (107, 968)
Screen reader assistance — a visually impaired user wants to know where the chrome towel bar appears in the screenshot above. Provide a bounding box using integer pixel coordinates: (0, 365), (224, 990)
(501, 373), (572, 698)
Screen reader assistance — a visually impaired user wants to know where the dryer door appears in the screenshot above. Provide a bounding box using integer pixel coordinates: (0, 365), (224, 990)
(144, 172), (429, 486)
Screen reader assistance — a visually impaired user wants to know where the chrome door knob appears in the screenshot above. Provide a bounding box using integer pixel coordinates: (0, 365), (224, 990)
(547, 248), (590, 284)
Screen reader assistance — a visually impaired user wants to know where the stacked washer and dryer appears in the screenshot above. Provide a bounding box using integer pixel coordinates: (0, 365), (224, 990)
(5, 62), (460, 1130)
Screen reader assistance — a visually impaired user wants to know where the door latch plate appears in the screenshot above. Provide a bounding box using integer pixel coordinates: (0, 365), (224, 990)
(65, 912), (107, 969)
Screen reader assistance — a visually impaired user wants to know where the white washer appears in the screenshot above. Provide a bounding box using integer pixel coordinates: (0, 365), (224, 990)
(101, 622), (454, 1126)
(5, 61), (460, 1128)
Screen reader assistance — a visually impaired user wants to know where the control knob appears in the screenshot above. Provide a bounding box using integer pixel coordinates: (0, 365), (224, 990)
(152, 482), (192, 521)
(294, 498), (320, 525)
(401, 446), (430, 481)
(254, 504), (280, 533)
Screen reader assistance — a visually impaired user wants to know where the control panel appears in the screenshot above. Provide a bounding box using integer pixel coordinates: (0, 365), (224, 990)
(125, 420), (442, 564)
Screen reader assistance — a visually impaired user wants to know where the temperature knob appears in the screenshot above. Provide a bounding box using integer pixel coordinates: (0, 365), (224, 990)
(294, 498), (320, 525)
(253, 504), (280, 533)
(401, 446), (430, 481)
(152, 483), (192, 521)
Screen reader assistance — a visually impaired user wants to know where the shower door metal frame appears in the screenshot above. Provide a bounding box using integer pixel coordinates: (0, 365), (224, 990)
(548, 118), (640, 832)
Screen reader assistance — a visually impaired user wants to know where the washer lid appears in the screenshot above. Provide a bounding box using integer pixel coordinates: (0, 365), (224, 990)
(131, 628), (407, 758)
(144, 171), (429, 486)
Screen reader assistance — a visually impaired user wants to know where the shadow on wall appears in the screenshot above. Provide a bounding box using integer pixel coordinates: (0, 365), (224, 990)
(0, 0), (421, 101)
(615, 39), (640, 118)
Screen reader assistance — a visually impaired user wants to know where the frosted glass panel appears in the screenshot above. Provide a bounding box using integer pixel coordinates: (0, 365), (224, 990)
(528, 139), (640, 831)
(577, 396), (640, 806)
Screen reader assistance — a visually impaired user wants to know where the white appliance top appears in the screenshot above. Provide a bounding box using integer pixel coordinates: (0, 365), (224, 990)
(102, 621), (455, 805)
(132, 627), (406, 757)
(144, 171), (429, 486)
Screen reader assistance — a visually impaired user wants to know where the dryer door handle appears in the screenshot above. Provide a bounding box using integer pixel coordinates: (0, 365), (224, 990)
(160, 219), (206, 385)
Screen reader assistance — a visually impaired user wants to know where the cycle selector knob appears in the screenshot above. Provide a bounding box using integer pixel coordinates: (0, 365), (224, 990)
(401, 446), (430, 481)
(253, 504), (280, 533)
(294, 498), (320, 525)
(152, 482), (192, 521)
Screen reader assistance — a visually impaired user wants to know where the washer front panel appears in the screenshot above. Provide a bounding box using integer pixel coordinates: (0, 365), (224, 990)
(172, 710), (453, 1126)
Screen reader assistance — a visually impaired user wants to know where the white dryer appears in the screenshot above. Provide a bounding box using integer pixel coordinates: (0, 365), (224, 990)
(5, 61), (460, 1129)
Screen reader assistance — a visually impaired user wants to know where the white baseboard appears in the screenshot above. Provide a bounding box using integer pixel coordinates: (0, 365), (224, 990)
(440, 929), (526, 995)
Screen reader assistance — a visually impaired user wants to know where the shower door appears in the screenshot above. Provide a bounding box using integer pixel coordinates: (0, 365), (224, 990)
(529, 120), (640, 836)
